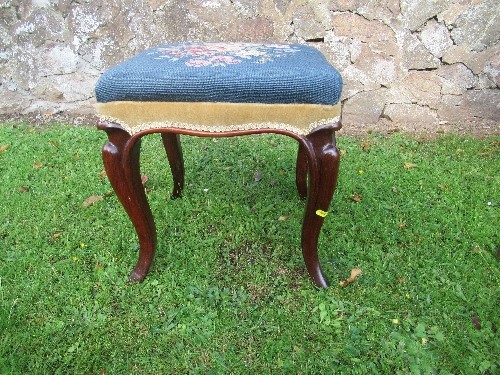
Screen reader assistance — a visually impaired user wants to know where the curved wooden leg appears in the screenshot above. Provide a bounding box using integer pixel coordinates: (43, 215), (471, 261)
(98, 122), (157, 282)
(300, 126), (340, 288)
(161, 133), (184, 199)
(296, 143), (308, 199)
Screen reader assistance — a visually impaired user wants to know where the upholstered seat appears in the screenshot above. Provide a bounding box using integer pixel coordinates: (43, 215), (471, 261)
(95, 42), (343, 288)
(95, 43), (342, 135)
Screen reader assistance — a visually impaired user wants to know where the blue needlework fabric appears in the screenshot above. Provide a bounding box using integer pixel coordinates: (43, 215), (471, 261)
(95, 43), (343, 105)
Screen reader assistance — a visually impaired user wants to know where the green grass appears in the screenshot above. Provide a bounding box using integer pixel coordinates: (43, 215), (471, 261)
(0, 123), (498, 374)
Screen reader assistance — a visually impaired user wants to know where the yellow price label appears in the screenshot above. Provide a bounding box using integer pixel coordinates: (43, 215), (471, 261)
(316, 209), (328, 218)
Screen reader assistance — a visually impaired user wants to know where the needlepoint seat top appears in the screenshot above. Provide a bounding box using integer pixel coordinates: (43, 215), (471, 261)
(95, 42), (343, 135)
(96, 43), (342, 105)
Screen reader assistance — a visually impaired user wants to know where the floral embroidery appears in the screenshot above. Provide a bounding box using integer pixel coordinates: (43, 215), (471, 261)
(153, 43), (301, 67)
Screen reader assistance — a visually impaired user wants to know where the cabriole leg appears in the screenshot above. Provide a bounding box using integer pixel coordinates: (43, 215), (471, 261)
(300, 125), (340, 288)
(161, 133), (185, 199)
(98, 122), (157, 281)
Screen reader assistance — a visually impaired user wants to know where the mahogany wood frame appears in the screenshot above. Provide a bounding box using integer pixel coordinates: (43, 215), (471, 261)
(98, 121), (341, 288)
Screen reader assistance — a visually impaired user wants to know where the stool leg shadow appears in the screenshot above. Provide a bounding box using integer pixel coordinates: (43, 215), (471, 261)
(98, 122), (157, 282)
(300, 125), (340, 288)
(296, 143), (308, 199)
(161, 133), (185, 198)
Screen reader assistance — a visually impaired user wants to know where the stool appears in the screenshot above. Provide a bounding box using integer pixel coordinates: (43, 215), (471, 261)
(95, 42), (343, 288)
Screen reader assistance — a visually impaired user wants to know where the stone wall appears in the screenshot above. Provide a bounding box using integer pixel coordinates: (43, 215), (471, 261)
(1, 0), (499, 133)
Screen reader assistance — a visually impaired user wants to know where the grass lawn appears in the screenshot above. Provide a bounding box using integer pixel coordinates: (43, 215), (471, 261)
(0, 122), (498, 374)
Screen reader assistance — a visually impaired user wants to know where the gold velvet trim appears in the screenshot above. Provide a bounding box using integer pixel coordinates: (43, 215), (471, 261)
(95, 101), (341, 135)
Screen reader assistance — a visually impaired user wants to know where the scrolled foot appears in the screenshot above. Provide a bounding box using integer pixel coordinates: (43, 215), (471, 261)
(129, 267), (147, 282)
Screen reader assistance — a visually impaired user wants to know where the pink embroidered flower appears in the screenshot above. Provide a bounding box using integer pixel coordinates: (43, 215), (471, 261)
(183, 46), (218, 56)
(185, 59), (212, 67)
(210, 55), (241, 65)
(154, 43), (300, 67)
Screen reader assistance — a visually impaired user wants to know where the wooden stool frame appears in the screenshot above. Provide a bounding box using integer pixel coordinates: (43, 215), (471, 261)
(98, 120), (341, 288)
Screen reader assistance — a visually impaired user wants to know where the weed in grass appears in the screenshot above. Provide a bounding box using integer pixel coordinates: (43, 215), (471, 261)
(0, 123), (498, 373)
